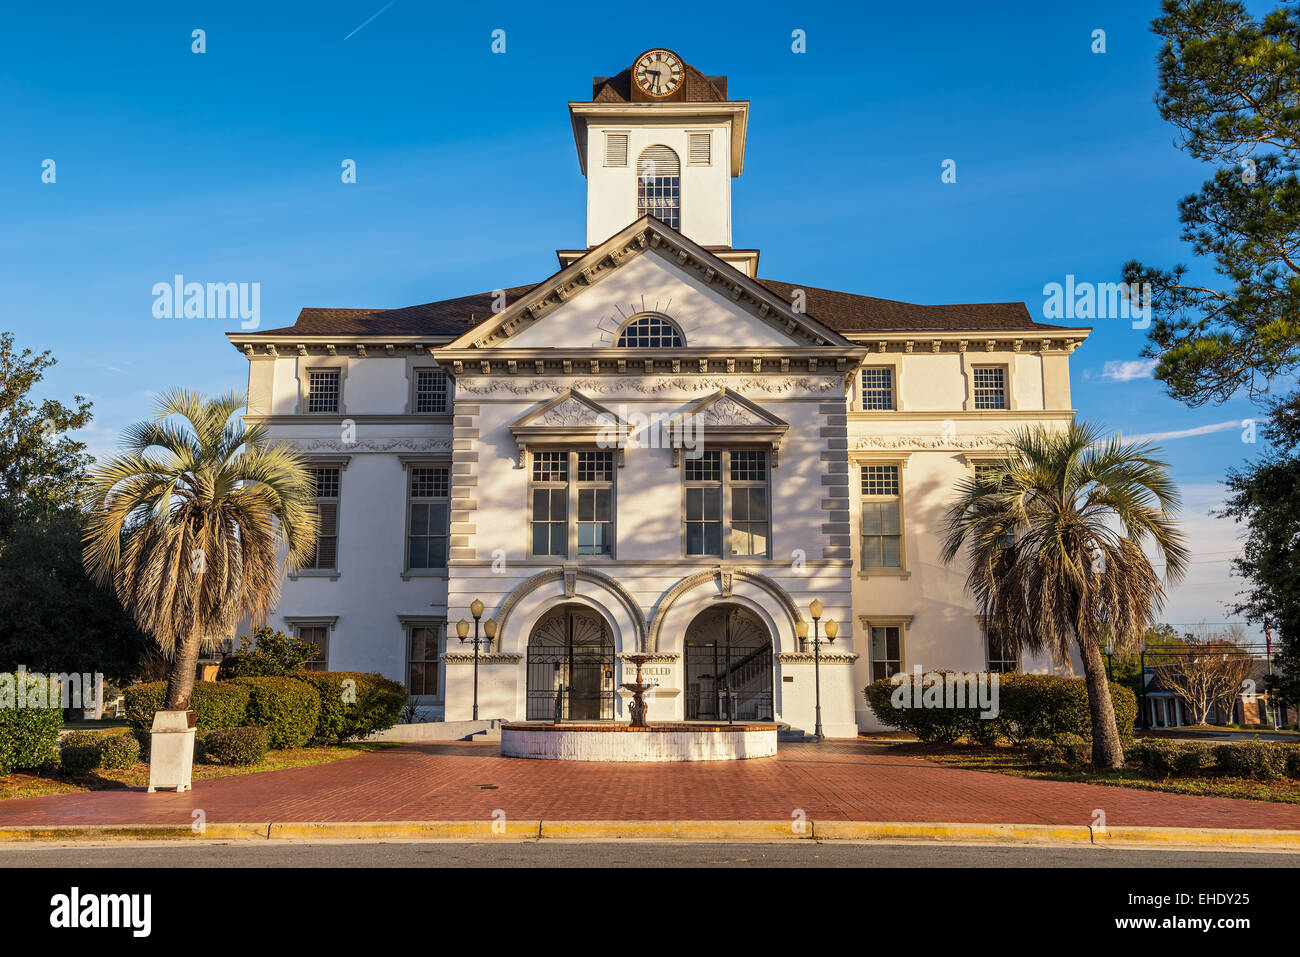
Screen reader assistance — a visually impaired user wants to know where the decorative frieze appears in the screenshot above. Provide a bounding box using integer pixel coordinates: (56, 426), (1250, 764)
(454, 375), (843, 397)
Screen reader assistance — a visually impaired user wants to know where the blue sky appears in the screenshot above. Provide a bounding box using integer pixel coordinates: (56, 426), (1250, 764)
(0, 0), (1278, 635)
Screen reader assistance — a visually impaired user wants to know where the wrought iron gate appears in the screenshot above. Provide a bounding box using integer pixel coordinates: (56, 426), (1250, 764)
(526, 606), (615, 720)
(684, 607), (773, 721)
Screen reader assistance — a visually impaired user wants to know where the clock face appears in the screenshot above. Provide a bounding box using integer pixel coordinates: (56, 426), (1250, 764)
(634, 49), (683, 97)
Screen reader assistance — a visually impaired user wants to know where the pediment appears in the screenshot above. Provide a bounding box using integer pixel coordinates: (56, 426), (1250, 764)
(667, 388), (790, 465)
(507, 390), (630, 467)
(442, 217), (855, 353)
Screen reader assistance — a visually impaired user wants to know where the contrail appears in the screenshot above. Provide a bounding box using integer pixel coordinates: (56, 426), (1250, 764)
(344, 0), (398, 41)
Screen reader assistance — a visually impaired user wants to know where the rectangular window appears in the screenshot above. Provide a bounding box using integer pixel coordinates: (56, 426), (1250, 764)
(870, 626), (902, 682)
(303, 467), (340, 570)
(861, 465), (901, 568)
(985, 631), (1018, 673)
(295, 625), (329, 672)
(604, 131), (629, 167)
(407, 466), (449, 570)
(972, 366), (1007, 410)
(685, 450), (723, 556)
(728, 450), (769, 557)
(414, 370), (449, 413)
(860, 367), (895, 411)
(530, 451), (570, 557)
(407, 623), (442, 696)
(576, 451), (614, 556)
(684, 450), (769, 557)
(687, 131), (712, 166)
(306, 370), (340, 413)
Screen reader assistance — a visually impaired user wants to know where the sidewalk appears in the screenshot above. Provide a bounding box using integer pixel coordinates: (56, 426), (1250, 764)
(1, 740), (1297, 842)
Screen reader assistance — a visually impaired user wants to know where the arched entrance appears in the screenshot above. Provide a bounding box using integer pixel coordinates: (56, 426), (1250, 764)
(526, 605), (616, 721)
(684, 605), (774, 721)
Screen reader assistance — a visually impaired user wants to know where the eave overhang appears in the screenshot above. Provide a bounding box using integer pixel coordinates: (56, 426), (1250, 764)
(568, 101), (749, 177)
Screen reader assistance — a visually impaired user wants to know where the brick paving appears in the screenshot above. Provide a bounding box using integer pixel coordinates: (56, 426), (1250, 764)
(1, 740), (1298, 830)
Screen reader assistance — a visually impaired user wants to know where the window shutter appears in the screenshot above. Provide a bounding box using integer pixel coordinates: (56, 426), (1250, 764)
(688, 131), (711, 166)
(638, 145), (680, 178)
(604, 132), (628, 167)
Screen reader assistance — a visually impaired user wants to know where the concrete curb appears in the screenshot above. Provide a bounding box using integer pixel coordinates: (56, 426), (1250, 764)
(3, 819), (1300, 849)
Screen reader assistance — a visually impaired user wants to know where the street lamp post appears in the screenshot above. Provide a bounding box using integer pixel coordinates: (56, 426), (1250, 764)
(456, 598), (497, 722)
(799, 599), (838, 742)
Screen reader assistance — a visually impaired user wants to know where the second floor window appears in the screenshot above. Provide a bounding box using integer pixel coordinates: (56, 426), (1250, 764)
(414, 370), (450, 413)
(407, 467), (450, 569)
(972, 365), (1007, 410)
(861, 464), (902, 568)
(637, 145), (681, 230)
(306, 370), (340, 413)
(861, 367), (895, 410)
(684, 449), (770, 557)
(529, 450), (616, 558)
(303, 467), (339, 570)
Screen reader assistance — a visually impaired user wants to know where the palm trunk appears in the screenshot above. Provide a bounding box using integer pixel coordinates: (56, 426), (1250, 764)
(1079, 636), (1124, 768)
(164, 624), (203, 711)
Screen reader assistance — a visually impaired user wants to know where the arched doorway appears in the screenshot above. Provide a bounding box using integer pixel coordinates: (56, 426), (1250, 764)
(684, 605), (774, 721)
(526, 605), (615, 721)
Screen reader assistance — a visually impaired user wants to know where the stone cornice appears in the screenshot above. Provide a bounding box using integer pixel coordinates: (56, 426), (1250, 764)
(775, 652), (859, 663)
(443, 653), (523, 664)
(454, 374), (844, 398)
(844, 333), (1089, 354)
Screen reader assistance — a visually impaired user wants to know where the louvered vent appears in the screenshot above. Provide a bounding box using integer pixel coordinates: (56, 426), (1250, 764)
(688, 131), (712, 166)
(637, 145), (680, 178)
(604, 132), (628, 167)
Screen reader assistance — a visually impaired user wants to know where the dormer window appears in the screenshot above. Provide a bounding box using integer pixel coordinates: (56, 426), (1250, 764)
(617, 313), (684, 348)
(637, 145), (681, 229)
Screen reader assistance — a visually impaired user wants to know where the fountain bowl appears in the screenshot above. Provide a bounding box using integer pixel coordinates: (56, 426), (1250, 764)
(500, 721), (778, 762)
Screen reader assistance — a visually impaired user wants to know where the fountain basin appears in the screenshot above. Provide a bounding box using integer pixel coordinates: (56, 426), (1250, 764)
(500, 722), (778, 762)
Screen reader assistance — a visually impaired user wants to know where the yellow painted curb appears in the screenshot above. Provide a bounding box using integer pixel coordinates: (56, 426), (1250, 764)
(0, 823), (270, 843)
(812, 821), (1094, 844)
(267, 820), (541, 841)
(538, 820), (803, 841)
(1095, 826), (1300, 850)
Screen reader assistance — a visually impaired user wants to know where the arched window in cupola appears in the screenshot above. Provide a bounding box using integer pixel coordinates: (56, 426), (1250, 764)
(636, 145), (681, 229)
(616, 313), (685, 348)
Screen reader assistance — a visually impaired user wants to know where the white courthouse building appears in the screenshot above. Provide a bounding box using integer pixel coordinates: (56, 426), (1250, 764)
(228, 50), (1089, 735)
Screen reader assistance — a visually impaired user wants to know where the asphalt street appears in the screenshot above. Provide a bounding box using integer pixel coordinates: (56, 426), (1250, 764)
(2, 840), (1297, 867)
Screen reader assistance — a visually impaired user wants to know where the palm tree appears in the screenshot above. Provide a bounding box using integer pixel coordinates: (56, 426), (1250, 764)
(940, 420), (1188, 768)
(82, 390), (317, 712)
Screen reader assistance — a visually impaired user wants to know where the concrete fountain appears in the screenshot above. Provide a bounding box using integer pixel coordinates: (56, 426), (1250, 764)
(500, 654), (778, 762)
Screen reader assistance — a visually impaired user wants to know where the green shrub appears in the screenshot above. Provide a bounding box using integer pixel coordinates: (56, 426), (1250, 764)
(864, 672), (1004, 744)
(1172, 743), (1216, 777)
(1286, 746), (1300, 780)
(204, 727), (269, 766)
(59, 745), (101, 775)
(1126, 739), (1180, 777)
(295, 671), (407, 745)
(233, 676), (320, 749)
(99, 732), (141, 770)
(0, 672), (65, 774)
(61, 729), (102, 748)
(123, 681), (250, 731)
(232, 627), (322, 677)
(1213, 741), (1288, 780)
(1026, 734), (1090, 769)
(997, 674), (1136, 744)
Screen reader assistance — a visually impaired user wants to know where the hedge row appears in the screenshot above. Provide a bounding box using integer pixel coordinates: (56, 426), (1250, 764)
(1126, 739), (1300, 781)
(0, 673), (64, 774)
(54, 729), (143, 776)
(119, 671), (405, 751)
(863, 672), (1137, 745)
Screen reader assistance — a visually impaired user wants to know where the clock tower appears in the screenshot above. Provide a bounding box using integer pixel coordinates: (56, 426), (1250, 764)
(568, 49), (751, 263)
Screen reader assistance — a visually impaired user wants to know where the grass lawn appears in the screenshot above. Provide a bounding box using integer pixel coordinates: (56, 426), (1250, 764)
(0, 741), (398, 801)
(887, 741), (1300, 805)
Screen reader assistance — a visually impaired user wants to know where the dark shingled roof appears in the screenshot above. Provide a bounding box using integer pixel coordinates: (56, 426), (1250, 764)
(592, 66), (728, 102)
(244, 277), (1069, 339)
(755, 279), (1071, 333)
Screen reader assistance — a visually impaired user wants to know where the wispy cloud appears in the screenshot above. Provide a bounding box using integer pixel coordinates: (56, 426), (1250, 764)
(1120, 420), (1242, 444)
(1101, 359), (1158, 382)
